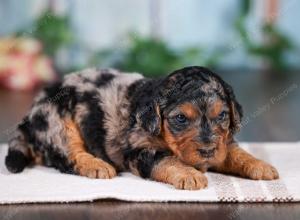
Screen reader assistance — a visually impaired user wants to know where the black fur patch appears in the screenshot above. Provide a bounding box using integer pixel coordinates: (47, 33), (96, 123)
(77, 91), (114, 165)
(43, 81), (63, 99)
(53, 86), (77, 116)
(5, 150), (30, 173)
(18, 117), (36, 145)
(42, 143), (75, 174)
(31, 110), (49, 131)
(41, 82), (78, 116)
(18, 117), (44, 152)
(18, 116), (74, 174)
(127, 79), (163, 134)
(123, 147), (170, 178)
(200, 115), (213, 143)
(94, 73), (115, 87)
(82, 71), (115, 87)
(126, 79), (146, 128)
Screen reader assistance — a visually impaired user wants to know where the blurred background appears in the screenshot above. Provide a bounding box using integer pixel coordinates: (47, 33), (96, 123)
(0, 0), (299, 142)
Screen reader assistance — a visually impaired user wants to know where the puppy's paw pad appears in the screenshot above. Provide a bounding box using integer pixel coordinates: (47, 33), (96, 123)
(173, 169), (207, 190)
(244, 161), (279, 180)
(76, 159), (117, 179)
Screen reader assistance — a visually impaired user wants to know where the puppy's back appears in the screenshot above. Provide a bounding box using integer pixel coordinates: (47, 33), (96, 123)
(5, 68), (144, 173)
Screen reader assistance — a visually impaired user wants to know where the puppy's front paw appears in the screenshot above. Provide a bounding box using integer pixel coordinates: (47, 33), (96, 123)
(75, 155), (117, 179)
(171, 168), (208, 190)
(243, 160), (279, 180)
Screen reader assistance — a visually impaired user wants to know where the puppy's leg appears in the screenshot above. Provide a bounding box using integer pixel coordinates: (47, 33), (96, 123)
(213, 142), (279, 180)
(151, 156), (208, 190)
(124, 148), (207, 190)
(64, 118), (116, 179)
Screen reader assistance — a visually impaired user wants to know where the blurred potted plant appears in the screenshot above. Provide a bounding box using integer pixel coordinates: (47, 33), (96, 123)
(235, 0), (294, 75)
(17, 7), (74, 73)
(0, 4), (74, 91)
(30, 10), (73, 58)
(0, 37), (56, 91)
(90, 33), (222, 77)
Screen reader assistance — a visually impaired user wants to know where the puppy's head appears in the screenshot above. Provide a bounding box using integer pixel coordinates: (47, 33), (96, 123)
(137, 66), (243, 169)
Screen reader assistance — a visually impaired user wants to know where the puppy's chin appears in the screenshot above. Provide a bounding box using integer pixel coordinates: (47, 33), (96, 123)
(178, 142), (227, 172)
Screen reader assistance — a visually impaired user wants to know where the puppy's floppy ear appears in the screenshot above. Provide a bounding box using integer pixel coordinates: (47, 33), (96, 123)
(221, 81), (243, 135)
(136, 101), (162, 136)
(229, 96), (243, 134)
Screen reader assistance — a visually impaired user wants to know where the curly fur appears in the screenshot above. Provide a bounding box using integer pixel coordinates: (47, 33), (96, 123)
(5, 66), (279, 190)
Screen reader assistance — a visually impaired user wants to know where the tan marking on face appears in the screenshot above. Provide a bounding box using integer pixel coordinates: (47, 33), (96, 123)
(162, 118), (199, 157)
(179, 103), (199, 119)
(207, 128), (229, 167)
(161, 113), (230, 169)
(174, 128), (198, 152)
(161, 120), (181, 156)
(208, 99), (224, 118)
(162, 120), (207, 168)
(153, 103), (162, 133)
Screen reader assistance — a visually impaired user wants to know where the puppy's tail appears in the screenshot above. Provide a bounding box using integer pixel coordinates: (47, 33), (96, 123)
(5, 128), (32, 173)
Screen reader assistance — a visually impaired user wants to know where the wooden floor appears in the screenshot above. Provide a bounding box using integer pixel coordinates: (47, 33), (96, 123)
(1, 201), (300, 220)
(0, 71), (299, 220)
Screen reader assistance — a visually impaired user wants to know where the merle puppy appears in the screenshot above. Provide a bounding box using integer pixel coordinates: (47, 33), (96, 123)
(5, 66), (279, 190)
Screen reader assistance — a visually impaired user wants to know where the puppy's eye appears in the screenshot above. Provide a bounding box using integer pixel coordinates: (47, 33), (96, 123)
(217, 111), (227, 121)
(175, 114), (187, 123)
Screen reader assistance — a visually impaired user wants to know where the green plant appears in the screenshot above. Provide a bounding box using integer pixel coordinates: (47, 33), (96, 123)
(235, 0), (293, 72)
(90, 33), (222, 77)
(26, 10), (73, 57)
(34, 10), (73, 56)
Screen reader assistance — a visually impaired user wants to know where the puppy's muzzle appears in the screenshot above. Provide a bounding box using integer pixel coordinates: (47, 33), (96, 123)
(198, 146), (216, 158)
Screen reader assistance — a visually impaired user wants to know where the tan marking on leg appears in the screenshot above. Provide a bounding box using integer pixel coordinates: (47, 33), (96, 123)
(64, 118), (117, 179)
(28, 146), (43, 165)
(151, 156), (207, 190)
(214, 143), (279, 180)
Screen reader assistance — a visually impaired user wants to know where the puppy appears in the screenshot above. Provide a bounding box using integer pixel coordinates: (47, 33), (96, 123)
(5, 66), (279, 190)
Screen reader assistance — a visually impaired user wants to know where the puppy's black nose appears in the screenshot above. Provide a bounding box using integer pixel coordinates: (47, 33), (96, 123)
(198, 147), (216, 158)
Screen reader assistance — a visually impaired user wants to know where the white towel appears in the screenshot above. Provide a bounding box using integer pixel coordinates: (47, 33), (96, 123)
(0, 143), (299, 204)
